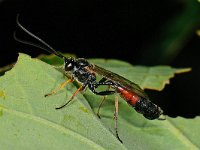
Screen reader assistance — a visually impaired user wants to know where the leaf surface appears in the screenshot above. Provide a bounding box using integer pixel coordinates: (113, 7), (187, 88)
(0, 53), (197, 150)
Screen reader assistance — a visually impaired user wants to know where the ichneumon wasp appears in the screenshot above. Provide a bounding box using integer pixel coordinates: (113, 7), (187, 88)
(14, 14), (164, 143)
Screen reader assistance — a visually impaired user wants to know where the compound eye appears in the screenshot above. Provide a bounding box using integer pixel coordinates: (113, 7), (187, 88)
(65, 62), (74, 71)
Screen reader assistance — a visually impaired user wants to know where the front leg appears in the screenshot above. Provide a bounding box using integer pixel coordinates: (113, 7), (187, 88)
(45, 78), (74, 97)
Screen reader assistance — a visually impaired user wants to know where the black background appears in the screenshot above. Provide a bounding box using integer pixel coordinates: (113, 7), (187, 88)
(0, 0), (200, 118)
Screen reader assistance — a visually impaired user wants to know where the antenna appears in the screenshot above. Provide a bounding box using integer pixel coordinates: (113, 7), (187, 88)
(15, 14), (65, 59)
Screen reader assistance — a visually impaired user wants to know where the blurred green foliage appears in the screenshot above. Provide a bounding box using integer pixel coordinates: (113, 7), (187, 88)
(140, 0), (200, 64)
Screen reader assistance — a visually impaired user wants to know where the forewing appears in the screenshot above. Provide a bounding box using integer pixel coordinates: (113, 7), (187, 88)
(90, 65), (149, 99)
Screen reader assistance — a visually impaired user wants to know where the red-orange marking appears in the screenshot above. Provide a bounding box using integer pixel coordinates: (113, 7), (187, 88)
(117, 87), (140, 106)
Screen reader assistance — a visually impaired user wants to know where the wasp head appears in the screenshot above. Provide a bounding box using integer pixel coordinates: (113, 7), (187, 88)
(64, 57), (75, 71)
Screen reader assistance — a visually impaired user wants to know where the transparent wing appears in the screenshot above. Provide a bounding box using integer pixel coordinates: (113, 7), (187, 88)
(90, 65), (149, 99)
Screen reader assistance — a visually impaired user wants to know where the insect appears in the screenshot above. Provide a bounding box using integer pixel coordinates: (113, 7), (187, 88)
(15, 15), (164, 143)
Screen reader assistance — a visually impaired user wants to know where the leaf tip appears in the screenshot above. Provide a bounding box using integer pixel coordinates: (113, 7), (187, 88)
(175, 68), (192, 74)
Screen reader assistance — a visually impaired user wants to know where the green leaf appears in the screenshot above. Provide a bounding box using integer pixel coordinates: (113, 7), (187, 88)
(0, 53), (198, 150)
(0, 53), (75, 76)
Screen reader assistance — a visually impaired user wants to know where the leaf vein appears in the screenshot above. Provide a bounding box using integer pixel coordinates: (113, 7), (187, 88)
(1, 106), (105, 150)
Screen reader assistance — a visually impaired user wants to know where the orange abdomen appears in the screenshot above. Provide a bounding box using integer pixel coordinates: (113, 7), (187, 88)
(117, 87), (140, 106)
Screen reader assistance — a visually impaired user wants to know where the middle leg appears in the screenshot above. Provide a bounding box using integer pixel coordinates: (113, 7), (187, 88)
(89, 80), (115, 96)
(56, 85), (84, 109)
(97, 85), (111, 118)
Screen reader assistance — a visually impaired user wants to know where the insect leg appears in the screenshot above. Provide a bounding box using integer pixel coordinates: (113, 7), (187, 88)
(89, 80), (115, 117)
(95, 77), (107, 88)
(89, 83), (115, 95)
(56, 86), (83, 109)
(97, 85), (111, 118)
(95, 78), (113, 87)
(114, 95), (123, 143)
(99, 77), (107, 82)
(89, 80), (115, 95)
(45, 79), (73, 97)
(96, 96), (106, 118)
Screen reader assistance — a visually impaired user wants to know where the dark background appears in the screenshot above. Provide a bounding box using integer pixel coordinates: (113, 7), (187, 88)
(0, 0), (200, 118)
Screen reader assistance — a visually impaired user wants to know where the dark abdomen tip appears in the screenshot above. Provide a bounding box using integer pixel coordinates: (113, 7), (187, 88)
(135, 97), (163, 120)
